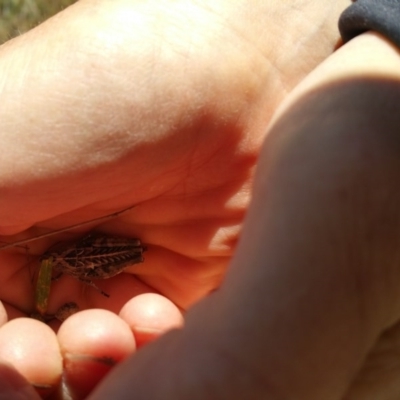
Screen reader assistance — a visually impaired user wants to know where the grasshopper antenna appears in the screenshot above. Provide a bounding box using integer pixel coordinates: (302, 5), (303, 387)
(0, 204), (136, 251)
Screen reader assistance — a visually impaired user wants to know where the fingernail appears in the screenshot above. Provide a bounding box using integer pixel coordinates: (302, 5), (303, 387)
(64, 353), (117, 367)
(30, 382), (55, 398)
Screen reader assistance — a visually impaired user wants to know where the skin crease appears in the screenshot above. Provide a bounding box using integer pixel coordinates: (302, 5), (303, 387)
(3, 0), (390, 398)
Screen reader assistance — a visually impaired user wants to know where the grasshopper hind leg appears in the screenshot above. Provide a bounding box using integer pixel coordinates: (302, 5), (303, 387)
(78, 278), (110, 298)
(51, 271), (63, 281)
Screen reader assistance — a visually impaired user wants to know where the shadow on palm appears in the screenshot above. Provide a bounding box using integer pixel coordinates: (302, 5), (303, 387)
(0, 128), (253, 324)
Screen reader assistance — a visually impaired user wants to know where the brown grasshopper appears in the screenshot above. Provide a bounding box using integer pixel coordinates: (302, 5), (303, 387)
(41, 233), (146, 297)
(0, 205), (146, 319)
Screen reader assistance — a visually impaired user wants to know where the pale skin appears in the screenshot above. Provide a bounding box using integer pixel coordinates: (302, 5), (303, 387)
(3, 0), (400, 399)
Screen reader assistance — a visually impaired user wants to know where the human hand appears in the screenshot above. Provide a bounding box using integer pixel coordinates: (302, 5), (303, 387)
(0, 0), (349, 398)
(87, 31), (400, 400)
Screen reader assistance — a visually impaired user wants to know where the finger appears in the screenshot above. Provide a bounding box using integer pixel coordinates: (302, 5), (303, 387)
(57, 309), (135, 399)
(0, 318), (62, 398)
(119, 293), (184, 348)
(0, 302), (9, 326)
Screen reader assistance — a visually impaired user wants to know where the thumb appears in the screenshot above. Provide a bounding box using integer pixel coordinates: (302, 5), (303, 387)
(89, 53), (400, 400)
(0, 363), (41, 400)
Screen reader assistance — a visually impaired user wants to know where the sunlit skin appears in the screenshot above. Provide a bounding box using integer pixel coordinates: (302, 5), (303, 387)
(4, 1), (400, 399)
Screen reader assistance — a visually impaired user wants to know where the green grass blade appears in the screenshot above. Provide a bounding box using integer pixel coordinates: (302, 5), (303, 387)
(35, 256), (53, 315)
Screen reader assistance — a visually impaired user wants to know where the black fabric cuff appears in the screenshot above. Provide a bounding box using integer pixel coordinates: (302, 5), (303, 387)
(339, 0), (400, 48)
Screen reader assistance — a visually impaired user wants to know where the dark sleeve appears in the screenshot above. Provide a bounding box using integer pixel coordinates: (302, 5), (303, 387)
(339, 0), (400, 48)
